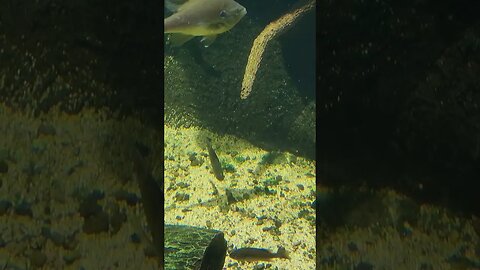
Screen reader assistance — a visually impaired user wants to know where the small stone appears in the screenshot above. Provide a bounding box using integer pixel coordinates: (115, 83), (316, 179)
(226, 189), (237, 205)
(188, 153), (204, 166)
(262, 226), (274, 231)
(176, 182), (190, 188)
(274, 219), (282, 228)
(253, 263), (266, 270)
(298, 209), (310, 219)
(206, 220), (213, 228)
(174, 192), (189, 202)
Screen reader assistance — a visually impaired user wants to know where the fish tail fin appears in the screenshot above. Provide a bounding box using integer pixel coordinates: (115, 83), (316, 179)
(276, 247), (290, 259)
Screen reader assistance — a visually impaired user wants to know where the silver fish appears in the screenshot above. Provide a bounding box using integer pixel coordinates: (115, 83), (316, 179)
(164, 0), (247, 47)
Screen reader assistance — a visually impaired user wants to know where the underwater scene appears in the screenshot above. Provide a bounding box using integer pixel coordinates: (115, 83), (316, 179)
(0, 0), (316, 269)
(1, 0), (480, 269)
(164, 0), (315, 269)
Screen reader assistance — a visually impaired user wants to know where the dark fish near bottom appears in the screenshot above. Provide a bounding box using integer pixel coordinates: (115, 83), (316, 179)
(230, 247), (290, 262)
(206, 137), (224, 180)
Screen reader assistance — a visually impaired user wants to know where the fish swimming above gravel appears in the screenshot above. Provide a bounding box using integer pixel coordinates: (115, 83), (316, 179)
(206, 137), (224, 180)
(164, 0), (247, 47)
(230, 247), (290, 262)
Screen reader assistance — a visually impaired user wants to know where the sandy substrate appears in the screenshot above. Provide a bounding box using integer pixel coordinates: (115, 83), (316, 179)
(164, 125), (316, 269)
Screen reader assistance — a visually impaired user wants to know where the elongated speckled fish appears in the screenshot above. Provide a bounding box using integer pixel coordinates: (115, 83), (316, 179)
(164, 0), (247, 47)
(206, 137), (224, 180)
(230, 247), (290, 262)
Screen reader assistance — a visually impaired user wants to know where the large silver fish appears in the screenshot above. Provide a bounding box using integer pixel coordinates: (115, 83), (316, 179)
(164, 0), (247, 47)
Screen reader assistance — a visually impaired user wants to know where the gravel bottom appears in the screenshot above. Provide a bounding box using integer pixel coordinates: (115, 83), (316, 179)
(164, 125), (316, 270)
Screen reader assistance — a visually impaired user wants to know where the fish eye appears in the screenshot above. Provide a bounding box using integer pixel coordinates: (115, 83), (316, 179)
(219, 10), (227, 18)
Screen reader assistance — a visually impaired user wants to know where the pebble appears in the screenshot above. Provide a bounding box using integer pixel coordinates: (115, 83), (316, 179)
(174, 192), (190, 202)
(253, 263), (266, 270)
(226, 189), (237, 205)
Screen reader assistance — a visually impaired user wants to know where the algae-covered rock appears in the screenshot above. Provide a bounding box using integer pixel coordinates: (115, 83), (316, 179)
(164, 224), (227, 270)
(164, 16), (315, 158)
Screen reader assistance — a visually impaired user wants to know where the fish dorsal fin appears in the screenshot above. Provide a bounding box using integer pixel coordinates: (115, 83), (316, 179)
(200, 35), (217, 47)
(168, 33), (195, 46)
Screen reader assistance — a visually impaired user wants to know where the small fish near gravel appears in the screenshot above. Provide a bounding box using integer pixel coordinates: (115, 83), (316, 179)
(206, 137), (224, 180)
(229, 246), (289, 262)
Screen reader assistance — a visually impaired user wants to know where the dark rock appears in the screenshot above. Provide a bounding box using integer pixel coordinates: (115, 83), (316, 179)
(188, 152), (204, 166)
(226, 189), (237, 205)
(174, 192), (189, 202)
(253, 263), (266, 270)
